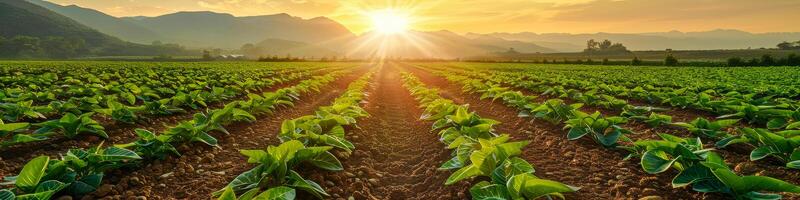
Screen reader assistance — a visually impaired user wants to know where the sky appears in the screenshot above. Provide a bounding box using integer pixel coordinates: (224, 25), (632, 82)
(48, 0), (800, 34)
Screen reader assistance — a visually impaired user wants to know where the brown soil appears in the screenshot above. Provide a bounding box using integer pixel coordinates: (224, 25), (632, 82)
(403, 63), (720, 200)
(301, 63), (470, 200)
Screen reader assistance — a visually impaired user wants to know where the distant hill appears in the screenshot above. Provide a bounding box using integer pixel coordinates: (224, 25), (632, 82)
(304, 30), (556, 59)
(26, 0), (162, 44)
(476, 29), (800, 52)
(0, 0), (119, 48)
(241, 38), (339, 58)
(0, 0), (191, 58)
(120, 11), (356, 49)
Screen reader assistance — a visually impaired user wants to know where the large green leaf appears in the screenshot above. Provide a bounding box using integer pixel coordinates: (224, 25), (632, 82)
(306, 151), (342, 171)
(749, 146), (774, 161)
(641, 150), (679, 174)
(218, 186), (237, 200)
(252, 186), (295, 200)
(469, 181), (509, 200)
(507, 174), (578, 199)
(445, 165), (481, 185)
(103, 147), (142, 161)
(16, 156), (50, 192)
(0, 189), (15, 200)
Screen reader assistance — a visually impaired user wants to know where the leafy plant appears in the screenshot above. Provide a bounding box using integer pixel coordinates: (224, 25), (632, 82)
(522, 99), (582, 124)
(143, 99), (184, 115)
(672, 118), (739, 139)
(718, 128), (800, 169)
(644, 113), (673, 127)
(34, 112), (108, 138)
(94, 100), (145, 124)
(214, 140), (341, 199)
(0, 101), (47, 122)
(1, 144), (141, 198)
(116, 129), (179, 160)
(702, 153), (800, 199)
(620, 105), (667, 120)
(564, 111), (632, 147)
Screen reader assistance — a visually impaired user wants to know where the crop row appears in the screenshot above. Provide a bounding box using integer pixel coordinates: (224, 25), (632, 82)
(412, 66), (800, 199)
(423, 65), (800, 171)
(430, 63), (800, 98)
(214, 70), (376, 200)
(399, 72), (579, 199)
(0, 68), (327, 149)
(0, 69), (352, 200)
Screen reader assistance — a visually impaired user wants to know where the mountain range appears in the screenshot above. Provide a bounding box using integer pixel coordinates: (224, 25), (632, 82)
(0, 0), (191, 57)
(9, 0), (800, 59)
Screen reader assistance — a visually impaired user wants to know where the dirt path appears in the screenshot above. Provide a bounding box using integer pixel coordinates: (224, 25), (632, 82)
(303, 63), (470, 200)
(401, 62), (718, 200)
(80, 67), (369, 199)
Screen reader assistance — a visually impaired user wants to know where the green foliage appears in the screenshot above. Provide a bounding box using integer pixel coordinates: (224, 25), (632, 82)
(1, 144), (140, 197)
(672, 118), (738, 139)
(402, 72), (578, 199)
(564, 111), (631, 147)
(215, 140), (339, 198)
(94, 100), (144, 124)
(34, 112), (107, 138)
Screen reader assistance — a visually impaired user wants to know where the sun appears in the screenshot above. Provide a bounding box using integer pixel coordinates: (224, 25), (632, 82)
(369, 10), (410, 34)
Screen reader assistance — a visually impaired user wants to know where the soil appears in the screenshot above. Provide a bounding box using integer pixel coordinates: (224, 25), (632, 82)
(300, 63), (471, 200)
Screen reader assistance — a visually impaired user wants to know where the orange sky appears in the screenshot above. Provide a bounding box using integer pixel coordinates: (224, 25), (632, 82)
(49, 0), (800, 34)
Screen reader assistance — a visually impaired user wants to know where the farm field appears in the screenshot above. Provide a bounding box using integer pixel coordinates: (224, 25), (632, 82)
(2, 61), (800, 200)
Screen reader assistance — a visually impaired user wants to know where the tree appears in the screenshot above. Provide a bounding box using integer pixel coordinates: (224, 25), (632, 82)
(631, 57), (642, 66)
(664, 54), (678, 66)
(746, 58), (760, 66)
(586, 39), (599, 52)
(727, 57), (743, 67)
(777, 41), (794, 50)
(760, 54), (776, 66)
(787, 53), (800, 66)
(202, 50), (214, 61)
(599, 40), (612, 49)
(9, 36), (42, 58)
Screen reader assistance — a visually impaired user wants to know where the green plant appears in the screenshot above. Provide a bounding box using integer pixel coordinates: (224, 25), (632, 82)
(718, 128), (800, 169)
(0, 101), (47, 122)
(644, 113), (673, 127)
(94, 100), (145, 124)
(702, 153), (800, 199)
(1, 144), (141, 198)
(0, 120), (46, 147)
(116, 129), (179, 160)
(143, 99), (184, 115)
(564, 111), (631, 148)
(672, 118), (739, 139)
(34, 112), (108, 138)
(522, 99), (582, 124)
(214, 140), (341, 199)
(620, 105), (667, 120)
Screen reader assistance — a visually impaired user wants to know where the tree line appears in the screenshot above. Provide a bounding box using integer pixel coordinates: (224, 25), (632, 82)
(777, 41), (800, 50)
(0, 35), (193, 59)
(0, 35), (87, 59)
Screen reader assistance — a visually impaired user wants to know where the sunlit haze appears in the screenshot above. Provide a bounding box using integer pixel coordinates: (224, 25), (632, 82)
(369, 9), (410, 34)
(47, 0), (800, 34)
